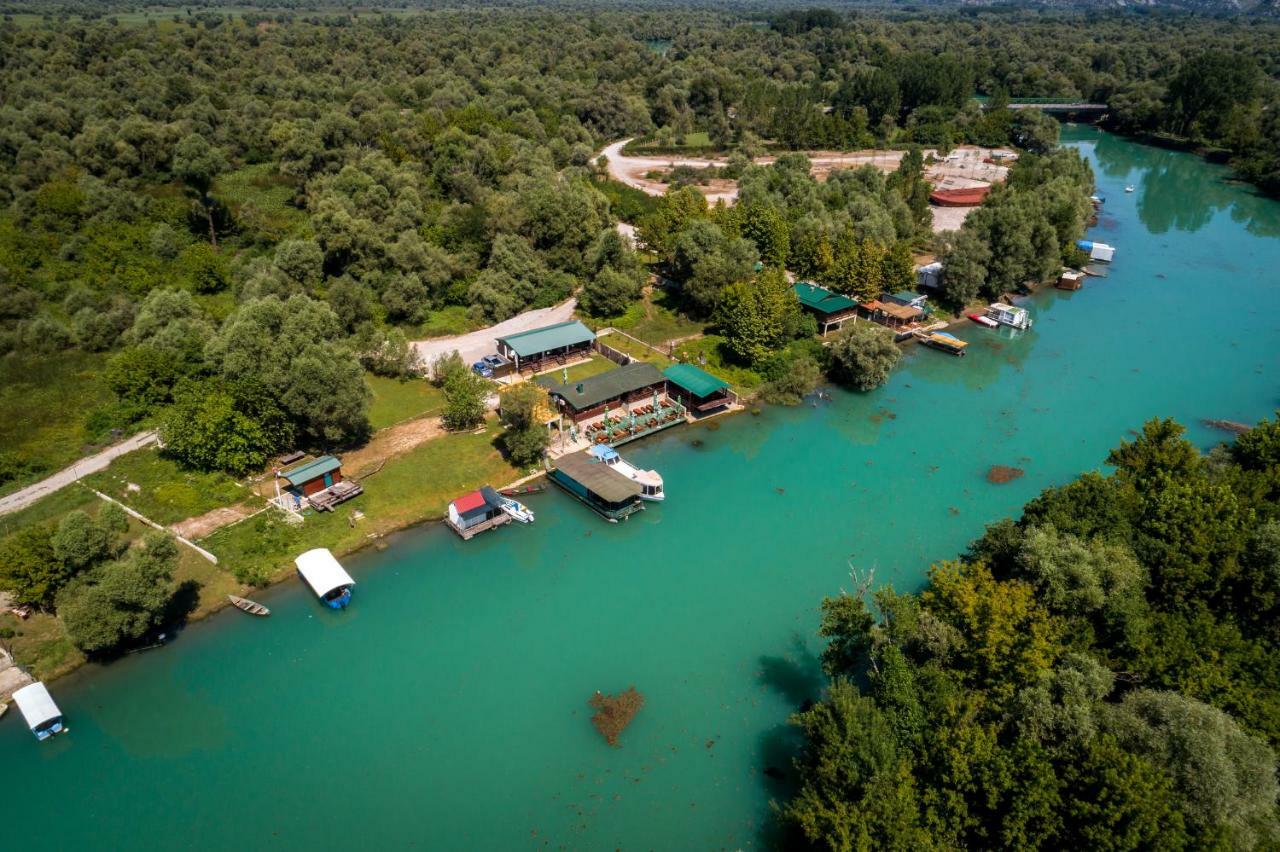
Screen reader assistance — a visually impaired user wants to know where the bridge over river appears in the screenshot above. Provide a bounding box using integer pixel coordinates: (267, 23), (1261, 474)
(975, 97), (1109, 114)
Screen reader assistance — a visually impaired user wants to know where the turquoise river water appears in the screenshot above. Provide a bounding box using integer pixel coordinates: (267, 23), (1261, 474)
(1, 128), (1278, 849)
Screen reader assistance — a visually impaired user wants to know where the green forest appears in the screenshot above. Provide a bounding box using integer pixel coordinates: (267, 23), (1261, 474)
(788, 415), (1280, 850)
(0, 1), (1276, 492)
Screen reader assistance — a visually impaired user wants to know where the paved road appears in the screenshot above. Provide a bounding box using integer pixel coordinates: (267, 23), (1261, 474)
(0, 431), (158, 517)
(412, 298), (577, 370)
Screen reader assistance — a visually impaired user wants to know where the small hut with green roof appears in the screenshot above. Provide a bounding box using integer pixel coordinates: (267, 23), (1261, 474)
(663, 363), (734, 414)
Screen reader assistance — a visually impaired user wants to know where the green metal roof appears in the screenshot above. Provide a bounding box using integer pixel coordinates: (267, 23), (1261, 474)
(664, 363), (729, 398)
(496, 320), (595, 359)
(537, 361), (665, 411)
(280, 455), (341, 487)
(890, 290), (922, 303)
(793, 283), (858, 315)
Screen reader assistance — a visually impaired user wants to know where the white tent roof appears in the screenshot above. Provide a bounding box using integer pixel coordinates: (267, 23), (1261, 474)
(294, 548), (355, 598)
(12, 681), (62, 731)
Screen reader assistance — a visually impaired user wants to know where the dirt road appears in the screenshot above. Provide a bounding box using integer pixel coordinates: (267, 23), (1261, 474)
(599, 138), (1013, 232)
(412, 298), (577, 370)
(0, 431), (159, 517)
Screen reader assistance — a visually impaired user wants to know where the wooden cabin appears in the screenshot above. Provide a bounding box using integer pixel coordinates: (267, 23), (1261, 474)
(496, 320), (596, 374)
(537, 362), (667, 424)
(861, 299), (923, 329)
(793, 282), (860, 336)
(276, 455), (362, 512)
(1057, 270), (1085, 291)
(549, 449), (644, 522)
(664, 363), (734, 415)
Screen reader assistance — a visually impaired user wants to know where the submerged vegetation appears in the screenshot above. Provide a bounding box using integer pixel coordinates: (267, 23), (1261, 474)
(784, 415), (1280, 849)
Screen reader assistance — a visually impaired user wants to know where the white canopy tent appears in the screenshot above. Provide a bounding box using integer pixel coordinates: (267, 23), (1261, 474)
(12, 681), (63, 735)
(294, 548), (355, 599)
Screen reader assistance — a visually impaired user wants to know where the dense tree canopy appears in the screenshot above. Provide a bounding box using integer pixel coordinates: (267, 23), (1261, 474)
(785, 417), (1280, 849)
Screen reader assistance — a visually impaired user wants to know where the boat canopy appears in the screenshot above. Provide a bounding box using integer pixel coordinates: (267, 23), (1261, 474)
(12, 682), (62, 732)
(294, 548), (355, 598)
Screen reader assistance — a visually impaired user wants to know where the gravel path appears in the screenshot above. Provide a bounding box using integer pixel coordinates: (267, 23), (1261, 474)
(0, 431), (158, 517)
(412, 298), (577, 369)
(599, 138), (1013, 232)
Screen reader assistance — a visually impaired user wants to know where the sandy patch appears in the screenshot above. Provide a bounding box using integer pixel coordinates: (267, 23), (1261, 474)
(340, 416), (447, 478)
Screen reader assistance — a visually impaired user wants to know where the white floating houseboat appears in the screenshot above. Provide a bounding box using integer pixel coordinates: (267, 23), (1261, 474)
(12, 681), (65, 741)
(1076, 240), (1115, 263)
(986, 302), (1033, 330)
(294, 548), (355, 609)
(589, 444), (665, 501)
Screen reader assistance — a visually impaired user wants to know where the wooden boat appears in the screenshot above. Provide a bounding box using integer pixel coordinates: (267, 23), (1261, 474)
(228, 594), (270, 616)
(499, 482), (547, 497)
(967, 313), (998, 328)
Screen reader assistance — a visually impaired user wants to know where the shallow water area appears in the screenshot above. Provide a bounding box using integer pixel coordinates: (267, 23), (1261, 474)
(1, 127), (1278, 850)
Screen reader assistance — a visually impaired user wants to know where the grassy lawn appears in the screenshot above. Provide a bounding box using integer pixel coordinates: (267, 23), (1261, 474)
(0, 610), (84, 681)
(606, 288), (706, 345)
(673, 335), (764, 390)
(203, 420), (522, 585)
(550, 356), (619, 384)
(367, 374), (446, 430)
(0, 350), (118, 497)
(0, 484), (99, 540)
(417, 305), (482, 339)
(213, 163), (308, 241)
(82, 448), (248, 527)
(599, 333), (676, 369)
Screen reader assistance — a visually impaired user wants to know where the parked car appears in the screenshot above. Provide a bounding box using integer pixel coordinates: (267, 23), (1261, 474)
(471, 354), (508, 377)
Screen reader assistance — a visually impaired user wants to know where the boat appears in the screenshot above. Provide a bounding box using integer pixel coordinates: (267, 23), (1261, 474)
(500, 498), (535, 524)
(967, 313), (998, 328)
(588, 444), (665, 501)
(1124, 185), (1135, 193)
(499, 482), (547, 497)
(228, 594), (270, 616)
(920, 331), (969, 357)
(11, 682), (65, 741)
(986, 302), (1033, 330)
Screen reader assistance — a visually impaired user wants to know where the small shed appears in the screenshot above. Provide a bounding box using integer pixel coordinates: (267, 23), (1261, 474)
(12, 681), (64, 741)
(294, 548), (355, 609)
(496, 320), (596, 372)
(862, 300), (923, 328)
(1057, 270), (1085, 291)
(537, 362), (667, 423)
(793, 282), (860, 335)
(278, 456), (344, 498)
(664, 364), (734, 414)
(446, 486), (508, 539)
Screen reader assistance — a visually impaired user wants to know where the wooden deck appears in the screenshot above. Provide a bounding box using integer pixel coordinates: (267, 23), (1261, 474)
(309, 480), (363, 512)
(445, 512), (511, 540)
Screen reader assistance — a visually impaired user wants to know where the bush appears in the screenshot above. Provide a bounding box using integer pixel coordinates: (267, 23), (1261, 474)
(442, 370), (488, 431)
(828, 323), (901, 391)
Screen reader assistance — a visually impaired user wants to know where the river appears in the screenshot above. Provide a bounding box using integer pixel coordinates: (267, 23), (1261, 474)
(2, 128), (1278, 850)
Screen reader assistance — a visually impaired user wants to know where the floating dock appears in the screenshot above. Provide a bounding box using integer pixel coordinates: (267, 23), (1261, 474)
(446, 486), (512, 540)
(548, 450), (645, 523)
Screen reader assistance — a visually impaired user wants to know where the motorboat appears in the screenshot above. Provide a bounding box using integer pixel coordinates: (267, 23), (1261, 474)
(588, 444), (665, 501)
(967, 313), (998, 328)
(1124, 185), (1135, 193)
(501, 498), (535, 523)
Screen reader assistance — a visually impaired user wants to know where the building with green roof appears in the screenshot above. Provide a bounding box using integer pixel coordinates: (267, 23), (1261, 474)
(664, 363), (735, 413)
(496, 320), (595, 369)
(537, 361), (667, 422)
(793, 282), (861, 335)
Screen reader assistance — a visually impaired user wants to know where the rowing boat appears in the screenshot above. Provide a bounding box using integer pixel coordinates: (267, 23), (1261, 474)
(228, 594), (270, 616)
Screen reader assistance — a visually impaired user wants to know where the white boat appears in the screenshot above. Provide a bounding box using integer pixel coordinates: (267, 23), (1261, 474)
(1124, 185), (1135, 193)
(501, 498), (535, 523)
(986, 302), (1033, 330)
(589, 444), (664, 501)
